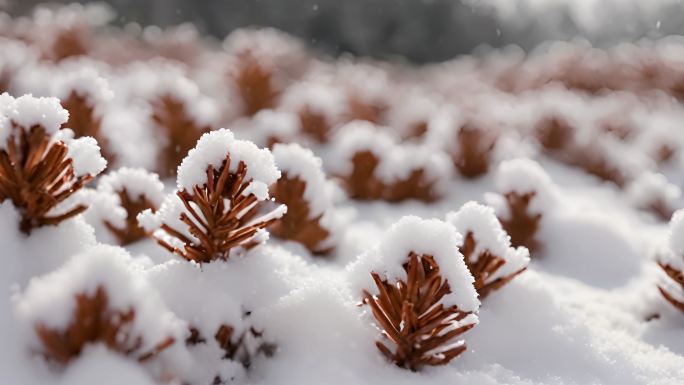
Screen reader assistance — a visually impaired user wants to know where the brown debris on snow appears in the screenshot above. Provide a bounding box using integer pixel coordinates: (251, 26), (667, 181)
(362, 252), (476, 371)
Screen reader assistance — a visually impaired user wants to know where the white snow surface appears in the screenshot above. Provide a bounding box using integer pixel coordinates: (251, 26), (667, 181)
(98, 167), (166, 207)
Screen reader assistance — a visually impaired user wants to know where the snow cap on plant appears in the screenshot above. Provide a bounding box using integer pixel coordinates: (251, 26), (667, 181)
(446, 201), (530, 299)
(0, 93), (106, 233)
(15, 245), (182, 373)
(379, 144), (453, 202)
(486, 158), (556, 252)
(352, 216), (479, 371)
(240, 109), (301, 148)
(270, 143), (338, 254)
(139, 128), (286, 263)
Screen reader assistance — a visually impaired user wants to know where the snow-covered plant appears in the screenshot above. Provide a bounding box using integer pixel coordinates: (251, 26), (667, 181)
(535, 114), (576, 154)
(330, 121), (395, 200)
(0, 94), (106, 234)
(380, 144), (453, 202)
(355, 216), (479, 371)
(337, 62), (389, 124)
(149, 73), (218, 176)
(280, 81), (345, 142)
(451, 120), (498, 178)
(15, 246), (181, 371)
(331, 121), (451, 202)
(627, 172), (680, 221)
(271, 143), (337, 254)
(240, 109), (301, 149)
(96, 167), (165, 245)
(446, 201), (530, 299)
(656, 211), (684, 314)
(139, 129), (286, 263)
(54, 67), (114, 159)
(229, 51), (279, 117)
(486, 159), (556, 253)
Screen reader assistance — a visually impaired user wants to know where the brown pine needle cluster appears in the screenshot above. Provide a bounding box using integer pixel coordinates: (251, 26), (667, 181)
(0, 125), (93, 234)
(35, 286), (174, 365)
(151, 94), (209, 177)
(61, 91), (113, 160)
(460, 232), (527, 299)
(270, 174), (332, 254)
(499, 192), (542, 253)
(152, 155), (282, 263)
(384, 169), (439, 203)
(104, 188), (158, 245)
(657, 262), (684, 313)
(452, 124), (497, 179)
(362, 252), (476, 371)
(345, 150), (385, 200)
(233, 52), (278, 116)
(298, 107), (332, 143)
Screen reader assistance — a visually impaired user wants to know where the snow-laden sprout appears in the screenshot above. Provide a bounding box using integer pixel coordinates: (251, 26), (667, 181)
(485, 158), (556, 253)
(330, 121), (452, 202)
(656, 210), (684, 314)
(279, 81), (345, 143)
(446, 201), (530, 299)
(0, 93), (106, 234)
(147, 67), (219, 177)
(354, 216), (479, 371)
(54, 65), (114, 160)
(627, 172), (681, 221)
(139, 129), (286, 264)
(15, 245), (180, 370)
(96, 167), (165, 245)
(271, 143), (339, 255)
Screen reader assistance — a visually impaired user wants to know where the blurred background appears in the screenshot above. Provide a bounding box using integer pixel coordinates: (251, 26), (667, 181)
(5, 0), (684, 62)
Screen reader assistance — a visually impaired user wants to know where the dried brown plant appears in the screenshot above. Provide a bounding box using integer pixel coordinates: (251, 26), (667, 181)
(347, 95), (385, 124)
(574, 154), (626, 187)
(657, 262), (684, 314)
(232, 52), (278, 116)
(343, 150), (385, 200)
(152, 155), (282, 263)
(35, 286), (174, 366)
(151, 94), (209, 177)
(499, 192), (542, 253)
(270, 174), (332, 254)
(460, 232), (526, 299)
(452, 124), (497, 179)
(298, 107), (332, 143)
(104, 188), (157, 245)
(51, 26), (89, 62)
(61, 91), (113, 161)
(362, 252), (476, 371)
(0, 124), (94, 234)
(647, 199), (674, 222)
(384, 169), (439, 203)
(536, 116), (575, 153)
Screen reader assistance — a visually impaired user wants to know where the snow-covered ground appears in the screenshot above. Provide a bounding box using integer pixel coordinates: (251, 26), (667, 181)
(2, 3), (684, 385)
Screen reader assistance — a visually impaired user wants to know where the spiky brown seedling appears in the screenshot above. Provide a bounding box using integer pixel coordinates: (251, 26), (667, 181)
(232, 52), (278, 116)
(35, 286), (174, 365)
(347, 95), (385, 124)
(270, 174), (332, 254)
(452, 124), (497, 179)
(151, 94), (209, 177)
(152, 155), (282, 263)
(298, 107), (332, 143)
(0, 124), (93, 234)
(362, 252), (476, 371)
(499, 192), (542, 252)
(460, 232), (527, 299)
(536, 116), (574, 153)
(51, 26), (89, 62)
(104, 188), (157, 245)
